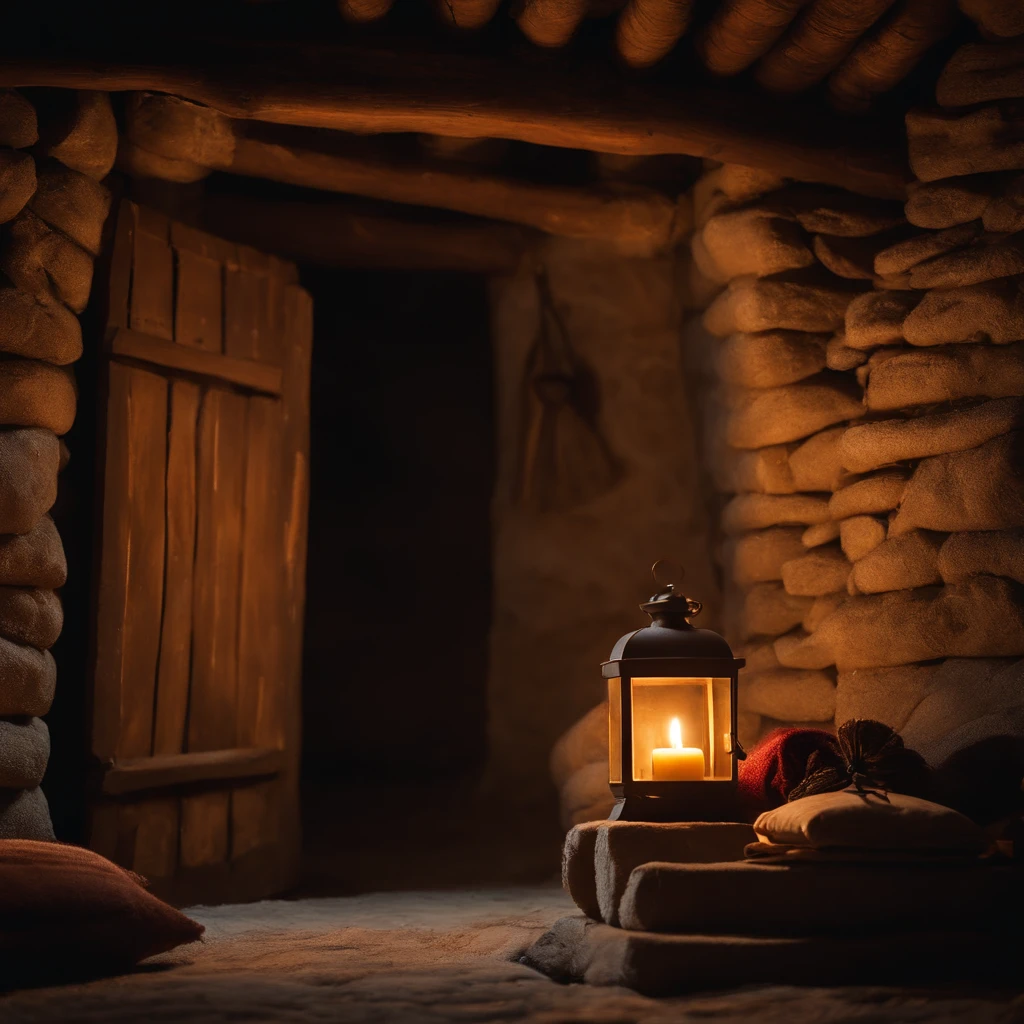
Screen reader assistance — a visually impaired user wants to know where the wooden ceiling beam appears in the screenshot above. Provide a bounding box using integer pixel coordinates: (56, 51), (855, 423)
(0, 49), (909, 198)
(200, 195), (530, 273)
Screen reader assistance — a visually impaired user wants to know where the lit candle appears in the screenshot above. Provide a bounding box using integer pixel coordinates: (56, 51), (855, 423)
(651, 717), (704, 781)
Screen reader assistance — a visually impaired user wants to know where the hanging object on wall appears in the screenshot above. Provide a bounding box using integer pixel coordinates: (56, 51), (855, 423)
(515, 267), (621, 513)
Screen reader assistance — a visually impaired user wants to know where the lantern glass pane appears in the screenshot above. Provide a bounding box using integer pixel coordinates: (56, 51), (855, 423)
(607, 677), (622, 785)
(630, 677), (732, 782)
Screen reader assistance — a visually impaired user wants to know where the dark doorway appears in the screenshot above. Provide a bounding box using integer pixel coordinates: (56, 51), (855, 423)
(300, 267), (495, 793)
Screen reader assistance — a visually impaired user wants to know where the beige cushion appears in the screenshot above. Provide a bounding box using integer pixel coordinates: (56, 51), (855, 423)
(753, 790), (984, 852)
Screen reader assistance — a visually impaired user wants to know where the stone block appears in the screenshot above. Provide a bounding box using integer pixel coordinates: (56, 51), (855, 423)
(801, 521), (840, 547)
(908, 103), (1024, 181)
(0, 428), (59, 534)
(781, 545), (850, 597)
(713, 330), (827, 389)
(562, 821), (602, 920)
(35, 90), (117, 180)
(28, 160), (112, 257)
(0, 716), (48, 788)
(739, 583), (814, 639)
(0, 515), (66, 588)
(903, 278), (1024, 347)
(0, 587), (61, 649)
(840, 514), (888, 561)
(873, 223), (981, 278)
(740, 669), (835, 721)
(0, 363), (75, 436)
(904, 175), (1001, 230)
(849, 530), (945, 594)
(0, 638), (55, 716)
(701, 208), (814, 279)
(937, 37), (1024, 106)
(721, 493), (831, 533)
(803, 593), (846, 633)
(0, 149), (36, 226)
(835, 663), (936, 732)
(0, 287), (82, 365)
(0, 785), (53, 841)
(843, 289), (922, 350)
(938, 528), (1024, 584)
(907, 234), (1024, 290)
(825, 334), (867, 371)
(789, 427), (849, 491)
(722, 527), (806, 586)
(0, 91), (37, 149)
(828, 470), (908, 519)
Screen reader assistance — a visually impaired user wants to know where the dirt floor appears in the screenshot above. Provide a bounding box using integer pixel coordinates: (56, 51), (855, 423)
(2, 886), (1023, 1023)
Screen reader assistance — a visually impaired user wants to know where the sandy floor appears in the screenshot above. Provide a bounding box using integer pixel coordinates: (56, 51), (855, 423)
(2, 887), (1023, 1023)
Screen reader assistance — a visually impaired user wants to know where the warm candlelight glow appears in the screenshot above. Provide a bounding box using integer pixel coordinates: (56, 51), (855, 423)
(651, 716), (704, 781)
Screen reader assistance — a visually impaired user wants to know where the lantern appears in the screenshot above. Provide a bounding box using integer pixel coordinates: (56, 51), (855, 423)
(604, 562), (745, 822)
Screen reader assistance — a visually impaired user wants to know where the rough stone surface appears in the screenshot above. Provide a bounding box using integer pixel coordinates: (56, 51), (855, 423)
(843, 289), (922, 350)
(721, 493), (831, 533)
(840, 515), (888, 561)
(713, 330), (827, 388)
(739, 583), (814, 639)
(938, 529), (1024, 584)
(903, 278), (1024, 347)
(562, 822), (602, 920)
(700, 209), (813, 280)
(0, 638), (55, 717)
(0, 149), (36, 226)
(0, 287), (82, 364)
(840, 399), (1024, 474)
(835, 663), (937, 732)
(35, 90), (118, 180)
(725, 375), (864, 448)
(722, 527), (805, 586)
(849, 530), (946, 594)
(0, 362), (75, 435)
(904, 175), (1001, 229)
(907, 103), (1024, 182)
(803, 593), (846, 633)
(594, 822), (754, 926)
(0, 91), (37, 149)
(789, 427), (849, 491)
(937, 37), (1024, 104)
(907, 234), (1024, 290)
(890, 433), (1024, 535)
(801, 521), (840, 547)
(873, 224), (981, 277)
(828, 470), (908, 519)
(774, 576), (1024, 671)
(0, 209), (93, 313)
(736, 638), (781, 673)
(487, 240), (719, 808)
(0, 715), (48, 788)
(0, 587), (61, 649)
(0, 515), (66, 588)
(740, 669), (836, 721)
(0, 785), (53, 841)
(865, 344), (1024, 410)
(28, 160), (112, 257)
(781, 545), (850, 596)
(0, 428), (59, 534)
(825, 334), (868, 371)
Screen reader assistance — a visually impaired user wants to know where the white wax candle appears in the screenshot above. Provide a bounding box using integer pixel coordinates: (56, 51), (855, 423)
(651, 717), (705, 781)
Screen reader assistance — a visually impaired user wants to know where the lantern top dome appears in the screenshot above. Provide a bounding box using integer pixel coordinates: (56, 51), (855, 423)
(606, 561), (738, 664)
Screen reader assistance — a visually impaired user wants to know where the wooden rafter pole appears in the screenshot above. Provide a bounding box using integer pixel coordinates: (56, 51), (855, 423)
(0, 50), (910, 198)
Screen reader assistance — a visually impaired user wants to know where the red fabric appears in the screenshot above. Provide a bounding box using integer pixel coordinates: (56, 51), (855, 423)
(0, 840), (204, 974)
(738, 727), (842, 815)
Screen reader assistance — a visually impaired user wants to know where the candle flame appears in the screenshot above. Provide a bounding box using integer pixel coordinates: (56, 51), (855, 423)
(669, 717), (683, 750)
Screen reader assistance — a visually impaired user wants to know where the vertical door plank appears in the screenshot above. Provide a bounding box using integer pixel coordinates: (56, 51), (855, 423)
(189, 388), (248, 753)
(175, 249), (224, 352)
(153, 380), (200, 756)
(236, 396), (286, 753)
(132, 798), (179, 881)
(180, 791), (230, 868)
(129, 208), (174, 341)
(106, 201), (135, 334)
(231, 781), (279, 861)
(223, 267), (263, 361)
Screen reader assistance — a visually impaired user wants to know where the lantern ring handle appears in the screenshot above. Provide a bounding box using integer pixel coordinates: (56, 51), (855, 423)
(685, 598), (702, 617)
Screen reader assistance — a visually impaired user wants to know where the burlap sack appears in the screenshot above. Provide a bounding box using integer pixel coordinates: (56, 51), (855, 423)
(0, 428), (59, 534)
(907, 103), (1024, 182)
(0, 516), (65, 589)
(904, 175), (1003, 229)
(0, 362), (75, 435)
(0, 150), (36, 226)
(825, 334), (868, 371)
(703, 271), (858, 337)
(813, 232), (912, 285)
(865, 343), (1024, 410)
(789, 427), (849, 491)
(0, 91), (37, 150)
(775, 576), (1024, 671)
(835, 663), (937, 732)
(843, 289), (922, 350)
(713, 330), (827, 389)
(849, 530), (945, 594)
(984, 175), (1024, 232)
(900, 657), (1023, 763)
(936, 38), (1024, 106)
(839, 515), (888, 561)
(0, 640), (55, 717)
(803, 593), (846, 633)
(828, 470), (908, 519)
(902, 277), (1024, 347)
(890, 432), (1024, 535)
(722, 493), (831, 533)
(937, 528), (1024, 584)
(802, 521), (840, 548)
(0, 786), (53, 842)
(873, 223), (981, 277)
(725, 375), (864, 448)
(701, 209), (813, 279)
(0, 588), (61, 649)
(760, 185), (905, 237)
(736, 639), (782, 674)
(35, 90), (117, 180)
(551, 702), (608, 789)
(0, 716), (48, 788)
(0, 287), (82, 365)
(781, 545), (851, 597)
(0, 210), (93, 313)
(28, 161), (112, 257)
(840, 398), (1023, 474)
(723, 527), (806, 586)
(741, 669), (836, 721)
(740, 582), (814, 639)
(729, 445), (797, 493)
(907, 234), (1024, 290)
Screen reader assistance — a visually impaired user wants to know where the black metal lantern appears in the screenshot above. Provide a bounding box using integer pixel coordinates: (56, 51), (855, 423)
(604, 562), (745, 822)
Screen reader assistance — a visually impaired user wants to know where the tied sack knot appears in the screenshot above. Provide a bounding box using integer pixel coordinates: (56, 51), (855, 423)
(788, 719), (933, 803)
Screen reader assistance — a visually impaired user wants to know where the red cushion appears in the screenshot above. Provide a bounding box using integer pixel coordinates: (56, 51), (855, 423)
(0, 840), (204, 969)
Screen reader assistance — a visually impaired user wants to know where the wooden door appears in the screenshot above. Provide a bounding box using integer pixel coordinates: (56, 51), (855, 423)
(88, 200), (311, 905)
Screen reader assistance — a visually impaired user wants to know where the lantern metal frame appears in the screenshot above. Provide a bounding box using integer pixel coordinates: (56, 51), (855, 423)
(603, 577), (745, 822)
